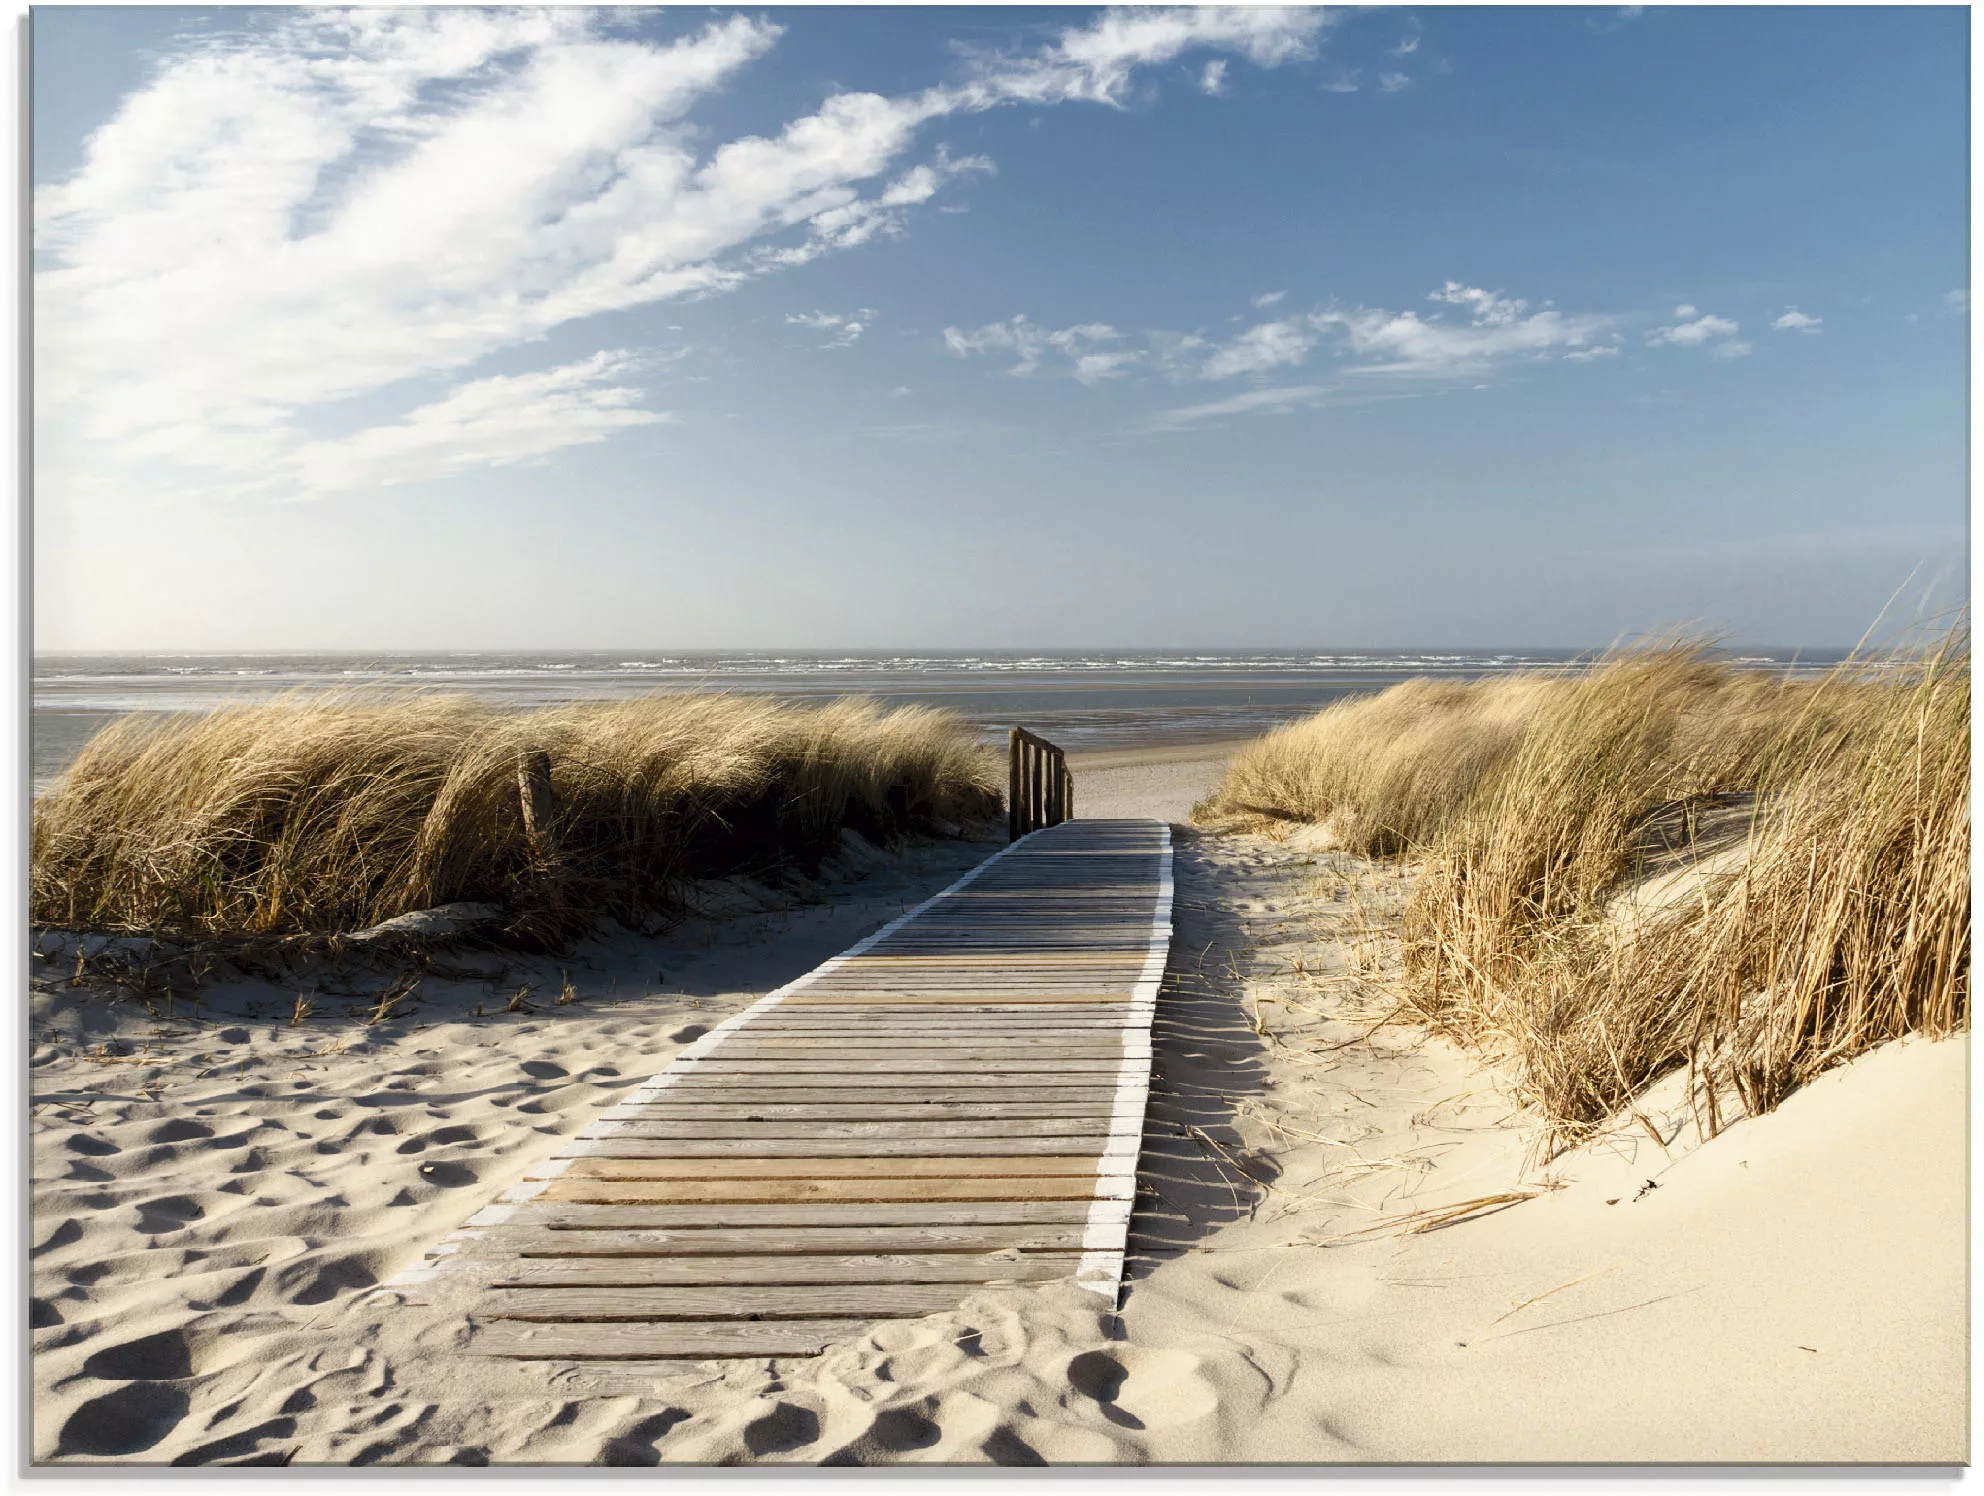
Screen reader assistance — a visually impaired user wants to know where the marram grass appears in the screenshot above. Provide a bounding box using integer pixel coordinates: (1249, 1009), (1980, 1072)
(31, 692), (1002, 945)
(1200, 630), (1970, 1135)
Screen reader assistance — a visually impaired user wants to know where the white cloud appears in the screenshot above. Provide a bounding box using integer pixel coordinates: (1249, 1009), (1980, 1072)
(1317, 283), (1611, 374)
(944, 316), (1142, 386)
(1709, 339), (1753, 361)
(969, 6), (1330, 108)
(960, 280), (1619, 403)
(285, 352), (668, 497)
(1771, 307), (1823, 333)
(1647, 310), (1741, 347)
(787, 309), (875, 347)
(1199, 59), (1230, 95)
(1146, 383), (1331, 429)
(1944, 290), (1970, 315)
(39, 5), (1329, 500)
(1201, 317), (1316, 379)
(1321, 69), (1361, 93)
(1377, 71), (1413, 93)
(1390, 35), (1421, 58)
(1251, 289), (1287, 308)
(1588, 6), (1645, 34)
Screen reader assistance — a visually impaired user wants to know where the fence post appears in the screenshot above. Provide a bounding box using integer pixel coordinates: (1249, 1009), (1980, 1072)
(1029, 738), (1043, 831)
(517, 750), (556, 849)
(1008, 728), (1023, 841)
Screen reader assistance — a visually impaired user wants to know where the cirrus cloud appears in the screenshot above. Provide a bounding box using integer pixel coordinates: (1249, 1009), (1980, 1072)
(38, 6), (1330, 500)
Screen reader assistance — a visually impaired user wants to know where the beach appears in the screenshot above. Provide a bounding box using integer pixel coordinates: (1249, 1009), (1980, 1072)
(29, 738), (1964, 1464)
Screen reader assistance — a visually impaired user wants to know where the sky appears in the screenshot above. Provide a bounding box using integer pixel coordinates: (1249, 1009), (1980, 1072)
(30, 4), (1971, 652)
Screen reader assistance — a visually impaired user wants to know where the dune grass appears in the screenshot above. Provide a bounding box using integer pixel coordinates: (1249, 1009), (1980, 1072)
(31, 692), (1002, 945)
(1199, 630), (1970, 1136)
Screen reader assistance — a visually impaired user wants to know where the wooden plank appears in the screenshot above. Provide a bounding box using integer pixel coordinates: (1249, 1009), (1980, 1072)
(490, 1253), (1085, 1288)
(485, 1284), (983, 1322)
(563, 1138), (1111, 1159)
(445, 1224), (1089, 1256)
(473, 1320), (877, 1361)
(674, 1055), (1126, 1063)
(715, 1037), (1135, 1049)
(489, 1201), (1104, 1228)
(651, 1084), (1133, 1102)
(599, 1087), (1134, 1111)
(547, 1156), (1102, 1180)
(569, 1119), (1114, 1141)
(779, 993), (1135, 1005)
(532, 1176), (1107, 1205)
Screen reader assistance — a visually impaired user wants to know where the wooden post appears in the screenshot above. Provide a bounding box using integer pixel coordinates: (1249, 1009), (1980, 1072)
(1007, 727), (1076, 834)
(1008, 728), (1023, 841)
(518, 750), (556, 848)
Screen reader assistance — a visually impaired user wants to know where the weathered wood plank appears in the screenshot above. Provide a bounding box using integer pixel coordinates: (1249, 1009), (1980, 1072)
(599, 1087), (1134, 1111)
(566, 1138), (1112, 1158)
(473, 1319), (876, 1360)
(532, 1175), (1109, 1205)
(546, 1155), (1102, 1180)
(444, 1224), (1088, 1256)
(487, 1201), (1107, 1229)
(568, 1119), (1114, 1141)
(649, 1084), (1134, 1103)
(485, 1284), (982, 1322)
(677, 1059), (1126, 1074)
(491, 1253), (1084, 1288)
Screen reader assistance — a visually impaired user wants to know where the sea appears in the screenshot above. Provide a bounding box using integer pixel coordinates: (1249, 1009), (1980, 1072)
(30, 648), (1846, 794)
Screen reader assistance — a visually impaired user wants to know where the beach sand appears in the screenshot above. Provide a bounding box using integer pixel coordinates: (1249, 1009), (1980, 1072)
(29, 745), (1966, 1465)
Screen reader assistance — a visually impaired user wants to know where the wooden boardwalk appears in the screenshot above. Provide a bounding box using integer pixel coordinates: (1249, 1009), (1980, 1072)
(398, 818), (1173, 1363)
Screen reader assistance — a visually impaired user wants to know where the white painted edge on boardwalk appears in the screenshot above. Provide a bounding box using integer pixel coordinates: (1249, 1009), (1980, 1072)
(406, 829), (1053, 1273)
(1075, 820), (1172, 1306)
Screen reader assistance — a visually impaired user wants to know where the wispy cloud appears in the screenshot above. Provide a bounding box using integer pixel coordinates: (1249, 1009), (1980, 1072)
(955, 280), (1622, 407)
(1944, 289), (1970, 315)
(38, 5), (1331, 499)
(1144, 383), (1333, 430)
(1588, 6), (1645, 35)
(1201, 317), (1317, 379)
(1771, 306), (1823, 333)
(1377, 71), (1414, 93)
(1251, 289), (1288, 308)
(1314, 282), (1613, 374)
(944, 316), (1142, 386)
(1646, 306), (1742, 348)
(1199, 58), (1230, 96)
(787, 310), (876, 347)
(286, 352), (668, 497)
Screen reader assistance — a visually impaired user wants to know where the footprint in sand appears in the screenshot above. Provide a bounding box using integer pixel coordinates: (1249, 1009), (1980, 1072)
(1066, 1346), (1219, 1431)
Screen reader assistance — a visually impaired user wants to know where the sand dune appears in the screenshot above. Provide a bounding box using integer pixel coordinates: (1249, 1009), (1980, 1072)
(30, 756), (1964, 1464)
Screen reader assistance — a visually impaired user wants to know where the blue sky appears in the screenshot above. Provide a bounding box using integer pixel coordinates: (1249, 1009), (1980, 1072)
(32, 5), (1969, 650)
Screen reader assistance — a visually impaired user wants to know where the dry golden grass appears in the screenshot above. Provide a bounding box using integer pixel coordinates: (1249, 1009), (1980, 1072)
(32, 692), (1001, 945)
(1201, 631), (1970, 1135)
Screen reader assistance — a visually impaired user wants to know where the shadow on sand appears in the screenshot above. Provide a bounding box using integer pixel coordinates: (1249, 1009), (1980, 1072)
(1124, 826), (1281, 1295)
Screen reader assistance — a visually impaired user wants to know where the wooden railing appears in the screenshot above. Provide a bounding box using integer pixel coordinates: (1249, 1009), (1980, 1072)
(1008, 727), (1073, 841)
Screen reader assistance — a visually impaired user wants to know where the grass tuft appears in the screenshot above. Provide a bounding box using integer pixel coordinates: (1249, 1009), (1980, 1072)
(32, 691), (1001, 946)
(1200, 628), (1969, 1136)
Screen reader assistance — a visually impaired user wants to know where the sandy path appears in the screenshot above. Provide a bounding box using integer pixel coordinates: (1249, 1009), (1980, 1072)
(31, 756), (1965, 1464)
(1065, 742), (1242, 823)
